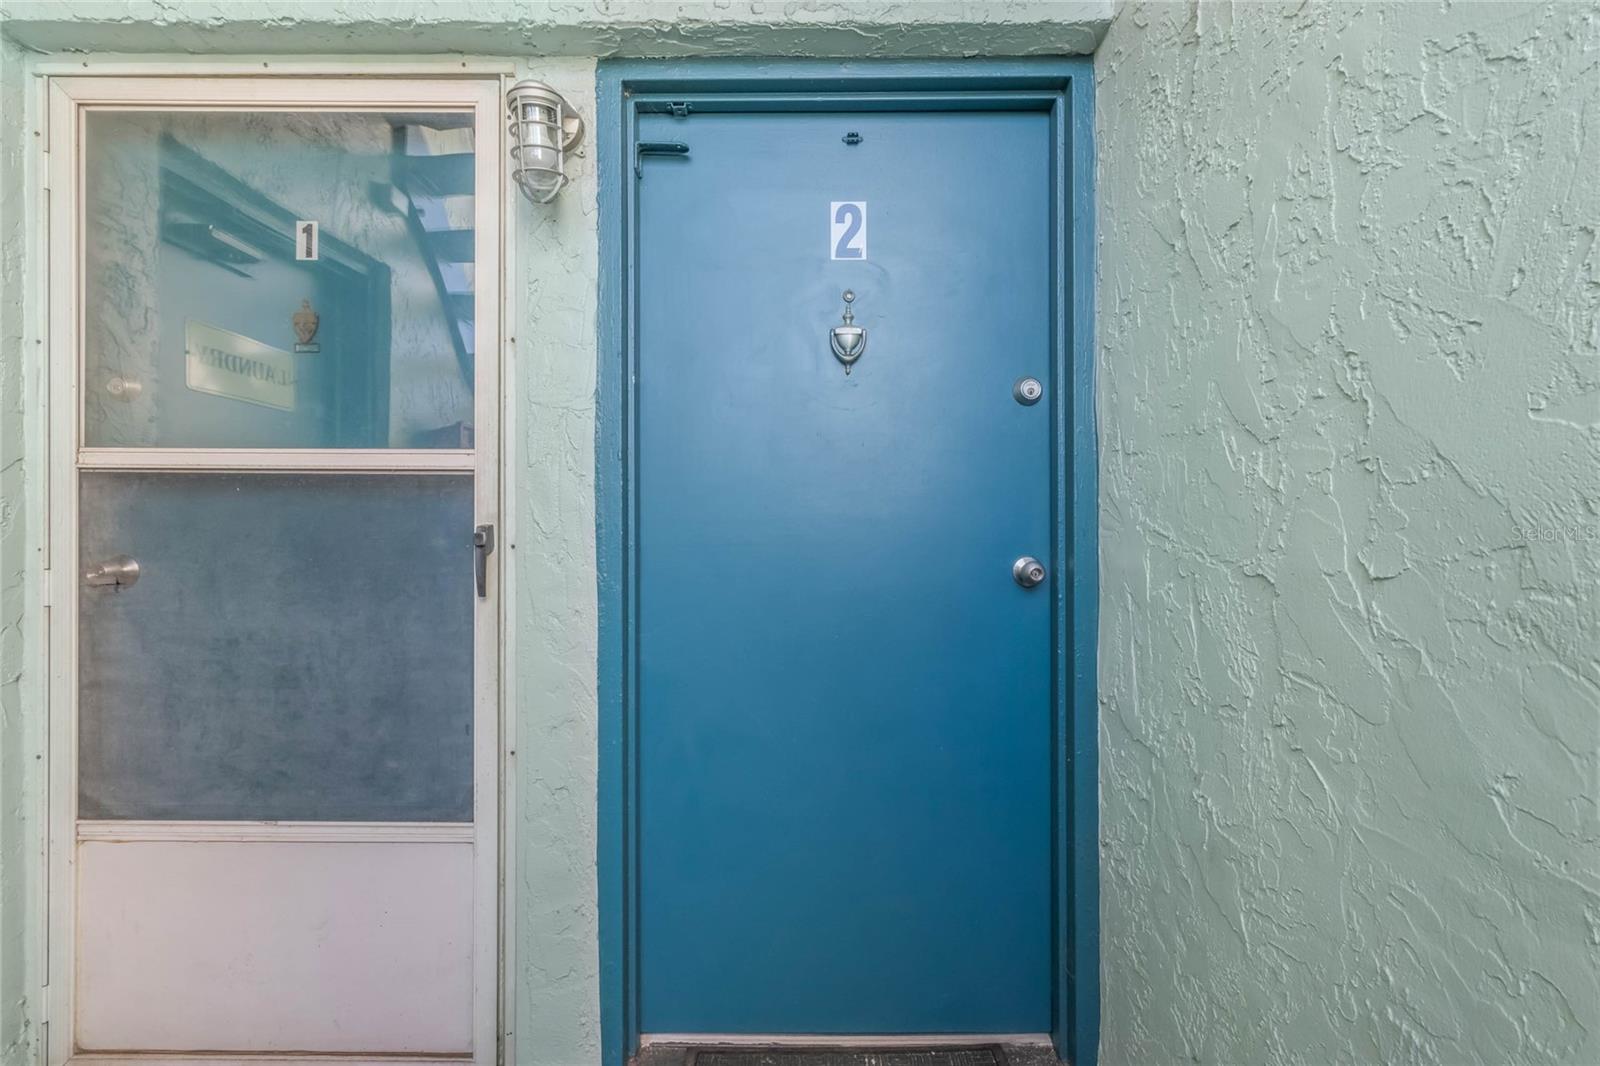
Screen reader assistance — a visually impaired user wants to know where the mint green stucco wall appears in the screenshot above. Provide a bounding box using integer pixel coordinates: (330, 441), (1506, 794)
(2, 3), (1596, 1065)
(506, 56), (604, 1066)
(0, 29), (35, 1066)
(1096, 3), (1599, 1063)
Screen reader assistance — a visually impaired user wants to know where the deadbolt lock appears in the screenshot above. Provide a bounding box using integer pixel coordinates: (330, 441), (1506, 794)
(1014, 377), (1044, 406)
(1013, 556), (1047, 589)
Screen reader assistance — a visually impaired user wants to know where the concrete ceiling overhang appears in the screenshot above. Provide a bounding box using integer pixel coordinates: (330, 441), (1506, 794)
(0, 1), (1112, 57)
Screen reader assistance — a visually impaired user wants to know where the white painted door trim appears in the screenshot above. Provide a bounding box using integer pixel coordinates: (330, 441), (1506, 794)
(42, 71), (509, 1066)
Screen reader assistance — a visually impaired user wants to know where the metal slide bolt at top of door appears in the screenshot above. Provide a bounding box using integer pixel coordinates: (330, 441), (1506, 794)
(830, 290), (866, 374)
(635, 140), (690, 178)
(84, 554), (140, 590)
(1013, 556), (1047, 589)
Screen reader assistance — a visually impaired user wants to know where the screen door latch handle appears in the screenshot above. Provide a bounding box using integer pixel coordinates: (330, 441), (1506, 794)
(84, 554), (140, 590)
(473, 525), (495, 598)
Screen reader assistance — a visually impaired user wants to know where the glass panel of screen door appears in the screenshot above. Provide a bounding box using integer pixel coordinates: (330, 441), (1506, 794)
(82, 110), (477, 449)
(78, 472), (474, 821)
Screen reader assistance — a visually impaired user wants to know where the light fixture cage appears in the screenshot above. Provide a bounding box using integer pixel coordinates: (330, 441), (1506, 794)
(507, 79), (585, 205)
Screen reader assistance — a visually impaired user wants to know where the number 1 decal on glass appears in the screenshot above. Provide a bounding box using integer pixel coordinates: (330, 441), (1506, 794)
(295, 219), (320, 261)
(831, 201), (866, 261)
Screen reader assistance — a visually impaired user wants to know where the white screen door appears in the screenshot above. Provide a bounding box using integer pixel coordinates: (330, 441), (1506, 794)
(45, 77), (502, 1064)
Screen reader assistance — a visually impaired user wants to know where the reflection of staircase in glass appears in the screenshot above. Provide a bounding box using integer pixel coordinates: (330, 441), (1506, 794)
(384, 122), (476, 397)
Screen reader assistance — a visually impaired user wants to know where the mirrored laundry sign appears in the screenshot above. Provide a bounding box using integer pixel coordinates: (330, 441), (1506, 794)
(185, 319), (297, 411)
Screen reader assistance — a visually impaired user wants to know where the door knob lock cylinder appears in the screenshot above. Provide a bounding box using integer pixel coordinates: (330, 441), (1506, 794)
(1013, 556), (1046, 589)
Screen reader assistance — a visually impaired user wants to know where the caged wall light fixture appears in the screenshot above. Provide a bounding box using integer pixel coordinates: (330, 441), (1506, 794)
(507, 79), (585, 204)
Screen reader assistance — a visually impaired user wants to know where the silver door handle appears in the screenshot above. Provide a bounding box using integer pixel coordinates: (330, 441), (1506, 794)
(84, 554), (140, 589)
(1013, 556), (1046, 589)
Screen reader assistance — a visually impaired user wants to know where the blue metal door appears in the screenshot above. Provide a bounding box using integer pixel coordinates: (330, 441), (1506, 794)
(637, 108), (1053, 1034)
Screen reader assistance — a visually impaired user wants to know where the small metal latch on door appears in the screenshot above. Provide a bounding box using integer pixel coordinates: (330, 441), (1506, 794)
(473, 525), (495, 598)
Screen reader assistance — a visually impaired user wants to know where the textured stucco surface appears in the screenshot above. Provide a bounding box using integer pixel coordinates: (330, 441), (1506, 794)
(1096, 3), (1600, 1064)
(0, 2), (1109, 57)
(506, 56), (603, 1066)
(0, 30), (39, 1066)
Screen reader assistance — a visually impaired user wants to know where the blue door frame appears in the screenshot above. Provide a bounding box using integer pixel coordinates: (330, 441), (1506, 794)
(596, 57), (1098, 1066)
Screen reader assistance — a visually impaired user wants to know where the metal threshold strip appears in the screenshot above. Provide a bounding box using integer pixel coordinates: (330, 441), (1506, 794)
(683, 1048), (1010, 1066)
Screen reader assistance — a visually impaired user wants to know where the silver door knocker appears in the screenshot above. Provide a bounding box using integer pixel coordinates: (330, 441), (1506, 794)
(829, 289), (866, 374)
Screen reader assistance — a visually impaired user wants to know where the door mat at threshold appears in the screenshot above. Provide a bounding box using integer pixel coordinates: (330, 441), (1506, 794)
(686, 1048), (1008, 1066)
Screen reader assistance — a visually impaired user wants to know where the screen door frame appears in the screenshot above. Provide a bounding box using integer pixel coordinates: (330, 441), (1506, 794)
(43, 72), (507, 1065)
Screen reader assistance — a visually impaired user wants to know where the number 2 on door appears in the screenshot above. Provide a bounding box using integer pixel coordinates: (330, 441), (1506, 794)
(830, 202), (866, 261)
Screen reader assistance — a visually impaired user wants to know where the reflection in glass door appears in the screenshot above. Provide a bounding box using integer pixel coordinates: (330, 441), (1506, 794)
(47, 79), (501, 1064)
